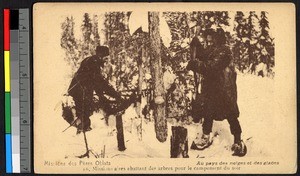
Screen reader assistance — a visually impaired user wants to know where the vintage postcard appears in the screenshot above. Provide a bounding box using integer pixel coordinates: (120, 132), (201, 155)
(33, 2), (297, 174)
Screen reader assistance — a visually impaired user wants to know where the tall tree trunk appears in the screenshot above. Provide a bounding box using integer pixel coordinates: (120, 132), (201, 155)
(135, 42), (144, 141)
(148, 12), (167, 142)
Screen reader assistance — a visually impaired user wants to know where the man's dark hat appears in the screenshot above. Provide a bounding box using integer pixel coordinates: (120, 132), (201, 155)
(215, 28), (226, 45)
(96, 46), (109, 57)
(203, 27), (226, 45)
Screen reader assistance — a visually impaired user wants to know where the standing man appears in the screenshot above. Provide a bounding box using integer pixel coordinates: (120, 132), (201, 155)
(187, 28), (247, 157)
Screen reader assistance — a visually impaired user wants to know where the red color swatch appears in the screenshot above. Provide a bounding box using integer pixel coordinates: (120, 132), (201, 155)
(4, 9), (10, 51)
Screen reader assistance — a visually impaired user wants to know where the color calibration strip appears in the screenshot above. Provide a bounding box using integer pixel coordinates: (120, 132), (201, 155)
(4, 8), (31, 173)
(4, 8), (12, 173)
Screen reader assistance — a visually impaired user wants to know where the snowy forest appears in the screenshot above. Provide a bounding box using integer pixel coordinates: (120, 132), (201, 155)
(60, 11), (275, 158)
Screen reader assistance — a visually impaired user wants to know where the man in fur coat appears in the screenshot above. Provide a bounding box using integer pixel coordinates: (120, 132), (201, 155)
(187, 28), (247, 157)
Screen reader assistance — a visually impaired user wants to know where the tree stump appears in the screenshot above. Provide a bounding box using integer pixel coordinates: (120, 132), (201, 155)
(116, 112), (126, 151)
(170, 126), (189, 158)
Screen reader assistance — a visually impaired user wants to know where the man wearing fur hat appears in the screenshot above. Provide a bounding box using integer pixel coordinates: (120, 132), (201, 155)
(187, 28), (247, 157)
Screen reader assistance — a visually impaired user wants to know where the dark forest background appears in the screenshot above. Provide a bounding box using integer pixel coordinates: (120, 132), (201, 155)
(61, 11), (274, 123)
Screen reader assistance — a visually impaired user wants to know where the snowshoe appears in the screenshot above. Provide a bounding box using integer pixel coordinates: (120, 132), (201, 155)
(191, 134), (212, 150)
(231, 140), (247, 157)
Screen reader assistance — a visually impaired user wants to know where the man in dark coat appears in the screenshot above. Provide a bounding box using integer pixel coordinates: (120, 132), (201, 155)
(187, 28), (247, 156)
(67, 46), (127, 133)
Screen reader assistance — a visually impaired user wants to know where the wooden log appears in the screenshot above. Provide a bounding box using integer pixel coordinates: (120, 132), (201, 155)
(170, 126), (189, 158)
(116, 112), (126, 151)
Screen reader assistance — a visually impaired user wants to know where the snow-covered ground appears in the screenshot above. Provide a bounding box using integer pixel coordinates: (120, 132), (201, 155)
(47, 72), (277, 160)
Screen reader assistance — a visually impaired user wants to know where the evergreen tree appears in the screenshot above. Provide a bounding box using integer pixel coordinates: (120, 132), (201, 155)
(61, 16), (78, 68)
(163, 12), (193, 121)
(81, 13), (93, 57)
(233, 11), (248, 72)
(258, 11), (274, 75)
(92, 15), (101, 47)
(104, 12), (139, 91)
(164, 12), (190, 70)
(247, 11), (259, 68)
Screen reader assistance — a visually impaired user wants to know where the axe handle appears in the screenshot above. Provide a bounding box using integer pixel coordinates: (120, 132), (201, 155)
(191, 44), (199, 97)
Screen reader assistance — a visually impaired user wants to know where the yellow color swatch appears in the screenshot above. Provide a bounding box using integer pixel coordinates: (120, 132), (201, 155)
(4, 51), (10, 92)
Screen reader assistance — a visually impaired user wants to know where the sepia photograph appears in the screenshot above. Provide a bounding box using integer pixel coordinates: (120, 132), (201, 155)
(33, 3), (296, 174)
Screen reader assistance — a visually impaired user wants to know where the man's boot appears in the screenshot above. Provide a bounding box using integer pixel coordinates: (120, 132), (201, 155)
(231, 140), (247, 157)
